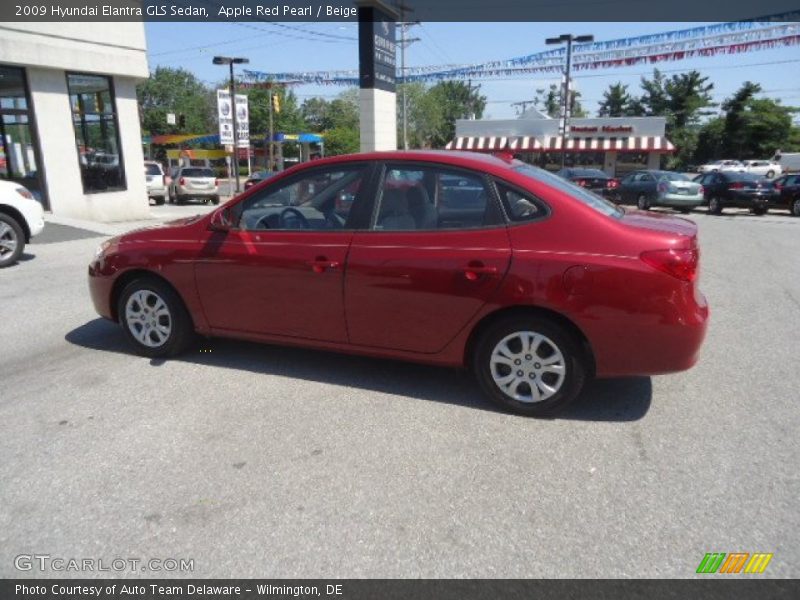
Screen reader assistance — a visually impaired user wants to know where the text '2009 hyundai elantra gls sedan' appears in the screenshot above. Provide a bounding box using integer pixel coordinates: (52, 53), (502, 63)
(88, 151), (708, 417)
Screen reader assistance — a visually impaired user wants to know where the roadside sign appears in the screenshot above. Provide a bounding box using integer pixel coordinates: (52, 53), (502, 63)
(235, 94), (249, 148)
(217, 89), (234, 145)
(166, 112), (176, 125)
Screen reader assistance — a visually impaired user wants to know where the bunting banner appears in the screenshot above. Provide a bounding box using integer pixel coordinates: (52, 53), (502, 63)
(243, 13), (800, 87)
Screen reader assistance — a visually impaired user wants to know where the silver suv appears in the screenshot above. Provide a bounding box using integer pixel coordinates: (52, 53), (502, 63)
(144, 161), (167, 205)
(168, 167), (219, 205)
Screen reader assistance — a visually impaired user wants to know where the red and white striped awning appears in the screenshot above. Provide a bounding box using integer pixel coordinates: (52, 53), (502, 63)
(446, 135), (675, 153)
(541, 135), (675, 152)
(445, 136), (544, 151)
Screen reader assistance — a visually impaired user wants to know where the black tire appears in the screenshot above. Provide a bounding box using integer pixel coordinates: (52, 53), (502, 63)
(708, 196), (723, 215)
(154, 196), (166, 206)
(766, 170), (775, 179)
(0, 213), (25, 268)
(678, 208), (692, 214)
(473, 315), (587, 417)
(751, 207), (767, 216)
(792, 198), (800, 217)
(211, 196), (220, 206)
(637, 194), (650, 210)
(117, 277), (195, 358)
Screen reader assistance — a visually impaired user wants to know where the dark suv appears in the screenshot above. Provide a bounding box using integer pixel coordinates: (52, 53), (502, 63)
(767, 174), (800, 216)
(695, 171), (771, 215)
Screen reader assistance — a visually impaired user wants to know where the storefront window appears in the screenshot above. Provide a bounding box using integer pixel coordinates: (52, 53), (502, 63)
(67, 73), (126, 193)
(1, 65), (45, 207)
(615, 152), (650, 177)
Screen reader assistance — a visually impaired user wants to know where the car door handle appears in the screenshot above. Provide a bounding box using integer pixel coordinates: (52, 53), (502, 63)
(463, 262), (498, 281)
(307, 257), (340, 274)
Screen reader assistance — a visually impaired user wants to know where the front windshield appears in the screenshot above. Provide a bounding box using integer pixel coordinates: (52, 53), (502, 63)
(514, 164), (623, 218)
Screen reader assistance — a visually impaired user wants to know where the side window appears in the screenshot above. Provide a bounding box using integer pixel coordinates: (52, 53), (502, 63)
(373, 165), (493, 231)
(236, 166), (366, 231)
(621, 173), (636, 184)
(495, 182), (547, 222)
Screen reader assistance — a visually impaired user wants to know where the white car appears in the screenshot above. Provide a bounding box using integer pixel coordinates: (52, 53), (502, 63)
(144, 161), (168, 205)
(0, 179), (45, 268)
(742, 160), (782, 179)
(697, 160), (745, 174)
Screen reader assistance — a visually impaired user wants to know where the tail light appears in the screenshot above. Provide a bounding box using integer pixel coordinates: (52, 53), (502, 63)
(606, 179), (620, 189)
(576, 179), (587, 187)
(729, 181), (745, 190)
(698, 185), (704, 196)
(774, 183), (782, 191)
(179, 177), (185, 186)
(641, 248), (699, 283)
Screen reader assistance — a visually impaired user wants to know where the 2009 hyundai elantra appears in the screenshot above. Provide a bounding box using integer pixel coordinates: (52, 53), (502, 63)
(89, 151), (708, 416)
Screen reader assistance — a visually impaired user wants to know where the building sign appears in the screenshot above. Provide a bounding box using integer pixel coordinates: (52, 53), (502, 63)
(217, 91), (249, 147)
(570, 125), (635, 134)
(358, 7), (396, 92)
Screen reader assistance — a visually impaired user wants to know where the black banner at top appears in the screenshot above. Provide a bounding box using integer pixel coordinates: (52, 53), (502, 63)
(2, 0), (800, 21)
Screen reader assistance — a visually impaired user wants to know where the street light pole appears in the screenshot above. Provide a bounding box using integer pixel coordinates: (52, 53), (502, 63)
(546, 34), (593, 170)
(213, 55), (249, 194)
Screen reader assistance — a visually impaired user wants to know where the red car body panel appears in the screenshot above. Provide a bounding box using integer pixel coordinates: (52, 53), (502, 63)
(88, 151), (708, 377)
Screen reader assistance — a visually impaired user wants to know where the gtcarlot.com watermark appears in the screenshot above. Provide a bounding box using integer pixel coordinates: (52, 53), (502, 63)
(14, 554), (194, 573)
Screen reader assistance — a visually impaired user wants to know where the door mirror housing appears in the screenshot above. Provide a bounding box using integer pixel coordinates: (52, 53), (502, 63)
(209, 208), (234, 232)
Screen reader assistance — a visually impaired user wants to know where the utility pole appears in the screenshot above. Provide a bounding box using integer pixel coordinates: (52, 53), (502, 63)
(267, 83), (275, 171)
(213, 56), (249, 193)
(397, 3), (419, 150)
(545, 34), (593, 169)
(466, 79), (481, 119)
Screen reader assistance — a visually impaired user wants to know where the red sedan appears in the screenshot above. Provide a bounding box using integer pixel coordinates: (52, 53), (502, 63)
(88, 151), (708, 416)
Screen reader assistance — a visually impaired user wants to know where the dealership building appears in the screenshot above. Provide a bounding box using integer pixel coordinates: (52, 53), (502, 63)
(0, 23), (150, 220)
(447, 109), (676, 176)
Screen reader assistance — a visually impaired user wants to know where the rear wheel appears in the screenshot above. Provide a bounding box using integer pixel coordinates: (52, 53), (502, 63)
(0, 214), (24, 268)
(637, 194), (650, 210)
(708, 196), (723, 215)
(678, 207), (692, 214)
(751, 207), (767, 216)
(792, 198), (800, 217)
(473, 316), (587, 417)
(766, 170), (775, 178)
(154, 196), (166, 206)
(211, 196), (220, 206)
(118, 277), (194, 358)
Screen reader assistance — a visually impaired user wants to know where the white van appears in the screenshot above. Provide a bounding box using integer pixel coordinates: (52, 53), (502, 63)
(772, 152), (800, 173)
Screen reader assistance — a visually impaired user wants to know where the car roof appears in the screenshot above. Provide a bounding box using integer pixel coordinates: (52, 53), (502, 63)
(280, 150), (519, 175)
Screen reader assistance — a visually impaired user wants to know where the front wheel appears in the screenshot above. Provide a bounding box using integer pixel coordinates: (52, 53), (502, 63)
(708, 196), (723, 215)
(751, 206), (767, 216)
(118, 277), (195, 358)
(792, 198), (800, 217)
(766, 170), (775, 179)
(0, 214), (25, 268)
(637, 194), (650, 210)
(473, 316), (587, 417)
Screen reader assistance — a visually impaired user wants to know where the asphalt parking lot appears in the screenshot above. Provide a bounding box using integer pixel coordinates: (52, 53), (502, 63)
(1, 205), (798, 578)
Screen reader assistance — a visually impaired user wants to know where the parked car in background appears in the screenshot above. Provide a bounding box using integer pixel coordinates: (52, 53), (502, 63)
(88, 151), (708, 417)
(696, 171), (771, 215)
(168, 167), (219, 205)
(0, 180), (45, 268)
(554, 168), (619, 200)
(742, 160), (781, 179)
(697, 160), (744, 174)
(244, 170), (277, 191)
(144, 161), (167, 205)
(772, 152), (800, 173)
(618, 170), (704, 212)
(766, 173), (800, 216)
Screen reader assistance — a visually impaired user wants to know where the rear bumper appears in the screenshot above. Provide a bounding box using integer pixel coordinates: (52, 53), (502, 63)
(147, 186), (167, 196)
(658, 194), (704, 207)
(177, 187), (218, 197)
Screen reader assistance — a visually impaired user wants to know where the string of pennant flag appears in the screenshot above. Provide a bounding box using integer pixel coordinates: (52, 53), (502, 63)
(243, 12), (800, 87)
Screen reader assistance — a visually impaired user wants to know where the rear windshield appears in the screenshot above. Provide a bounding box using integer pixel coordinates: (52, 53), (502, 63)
(569, 168), (608, 178)
(144, 164), (162, 175)
(726, 172), (761, 182)
(655, 171), (689, 182)
(182, 168), (214, 178)
(514, 164), (623, 218)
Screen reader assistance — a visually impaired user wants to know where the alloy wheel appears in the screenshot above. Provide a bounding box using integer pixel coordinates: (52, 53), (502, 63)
(0, 221), (18, 259)
(124, 289), (172, 348)
(637, 194), (649, 210)
(489, 331), (566, 403)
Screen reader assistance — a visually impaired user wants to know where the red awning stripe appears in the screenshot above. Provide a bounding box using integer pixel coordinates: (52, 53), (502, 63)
(447, 135), (675, 153)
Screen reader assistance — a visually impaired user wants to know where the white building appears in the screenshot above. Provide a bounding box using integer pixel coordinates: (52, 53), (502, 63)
(0, 23), (150, 221)
(447, 109), (676, 177)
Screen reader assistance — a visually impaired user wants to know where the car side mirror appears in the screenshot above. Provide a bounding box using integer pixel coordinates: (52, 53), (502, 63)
(209, 208), (234, 232)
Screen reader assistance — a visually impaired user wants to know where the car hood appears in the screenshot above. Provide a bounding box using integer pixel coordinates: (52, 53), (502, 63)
(120, 214), (206, 242)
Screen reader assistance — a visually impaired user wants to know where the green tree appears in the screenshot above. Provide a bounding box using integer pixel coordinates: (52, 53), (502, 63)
(694, 117), (726, 164)
(597, 82), (635, 117)
(323, 126), (360, 156)
(426, 81), (487, 147)
(533, 84), (586, 119)
(137, 67), (214, 136)
(720, 82), (797, 158)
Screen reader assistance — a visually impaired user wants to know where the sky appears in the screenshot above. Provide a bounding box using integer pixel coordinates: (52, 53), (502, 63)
(145, 21), (800, 124)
